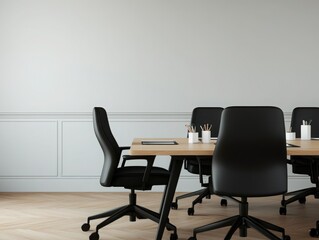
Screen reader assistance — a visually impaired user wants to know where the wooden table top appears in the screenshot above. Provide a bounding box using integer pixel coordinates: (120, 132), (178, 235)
(129, 138), (319, 156)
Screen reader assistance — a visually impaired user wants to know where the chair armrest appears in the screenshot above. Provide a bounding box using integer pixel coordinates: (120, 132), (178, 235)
(119, 146), (130, 152)
(122, 155), (156, 186)
(196, 156), (205, 184)
(122, 154), (153, 167)
(119, 146), (131, 167)
(185, 156), (209, 185)
(141, 156), (156, 185)
(120, 146), (156, 186)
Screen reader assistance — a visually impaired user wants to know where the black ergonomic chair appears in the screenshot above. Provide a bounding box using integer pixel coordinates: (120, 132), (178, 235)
(280, 107), (319, 216)
(171, 107), (228, 215)
(81, 107), (177, 240)
(189, 106), (290, 240)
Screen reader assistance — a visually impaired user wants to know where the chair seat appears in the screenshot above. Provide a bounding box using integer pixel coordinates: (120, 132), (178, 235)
(292, 156), (319, 175)
(112, 166), (170, 189)
(185, 157), (212, 175)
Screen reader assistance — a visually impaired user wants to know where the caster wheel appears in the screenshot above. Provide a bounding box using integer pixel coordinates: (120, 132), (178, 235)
(188, 237), (197, 240)
(198, 199), (202, 204)
(171, 202), (178, 210)
(81, 223), (90, 232)
(188, 208), (194, 216)
(220, 199), (228, 207)
(89, 232), (99, 240)
(279, 207), (286, 215)
(309, 228), (319, 237)
(284, 235), (291, 240)
(170, 233), (178, 240)
(299, 197), (306, 204)
(206, 195), (211, 199)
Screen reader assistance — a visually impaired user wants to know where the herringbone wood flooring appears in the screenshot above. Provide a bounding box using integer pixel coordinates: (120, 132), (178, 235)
(0, 192), (318, 240)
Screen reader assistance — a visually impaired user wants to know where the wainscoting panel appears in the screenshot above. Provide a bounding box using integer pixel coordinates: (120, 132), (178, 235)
(0, 111), (311, 192)
(61, 121), (103, 177)
(0, 121), (58, 177)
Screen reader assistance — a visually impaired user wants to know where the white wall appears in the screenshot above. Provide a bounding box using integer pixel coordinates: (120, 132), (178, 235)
(0, 0), (318, 191)
(1, 0), (319, 113)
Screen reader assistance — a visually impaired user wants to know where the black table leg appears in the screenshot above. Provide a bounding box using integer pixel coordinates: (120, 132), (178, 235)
(156, 156), (184, 240)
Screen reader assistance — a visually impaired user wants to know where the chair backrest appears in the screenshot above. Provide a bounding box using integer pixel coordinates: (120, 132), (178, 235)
(291, 107), (319, 138)
(93, 107), (121, 187)
(190, 107), (224, 138)
(212, 106), (287, 197)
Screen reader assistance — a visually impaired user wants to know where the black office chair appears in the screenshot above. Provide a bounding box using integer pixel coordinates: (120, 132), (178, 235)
(189, 106), (290, 240)
(280, 107), (319, 216)
(81, 107), (177, 240)
(171, 107), (228, 215)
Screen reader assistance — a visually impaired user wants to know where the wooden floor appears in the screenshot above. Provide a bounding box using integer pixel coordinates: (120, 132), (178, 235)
(0, 192), (318, 240)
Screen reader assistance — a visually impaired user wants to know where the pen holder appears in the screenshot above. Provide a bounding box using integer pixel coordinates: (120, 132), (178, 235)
(286, 132), (296, 140)
(201, 130), (211, 143)
(301, 125), (311, 140)
(188, 132), (199, 143)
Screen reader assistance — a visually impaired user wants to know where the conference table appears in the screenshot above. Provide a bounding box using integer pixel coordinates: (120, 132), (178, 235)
(129, 138), (319, 240)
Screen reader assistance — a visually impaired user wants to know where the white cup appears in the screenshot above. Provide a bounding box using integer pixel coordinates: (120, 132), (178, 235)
(188, 132), (199, 143)
(286, 132), (296, 140)
(301, 125), (311, 140)
(202, 130), (211, 143)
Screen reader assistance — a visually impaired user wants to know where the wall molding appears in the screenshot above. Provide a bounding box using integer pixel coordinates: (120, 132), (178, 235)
(0, 112), (191, 120)
(0, 111), (292, 121)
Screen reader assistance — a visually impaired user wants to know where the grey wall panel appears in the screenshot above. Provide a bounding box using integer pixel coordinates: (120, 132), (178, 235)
(62, 121), (103, 177)
(0, 121), (58, 177)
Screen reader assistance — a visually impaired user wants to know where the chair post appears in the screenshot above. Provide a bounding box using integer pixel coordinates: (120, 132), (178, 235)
(129, 189), (137, 221)
(239, 197), (248, 217)
(239, 197), (248, 237)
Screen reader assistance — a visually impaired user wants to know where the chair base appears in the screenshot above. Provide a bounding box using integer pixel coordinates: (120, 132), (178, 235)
(189, 198), (289, 240)
(190, 215), (288, 240)
(280, 186), (319, 215)
(172, 187), (230, 215)
(172, 187), (235, 216)
(172, 187), (210, 210)
(82, 190), (177, 239)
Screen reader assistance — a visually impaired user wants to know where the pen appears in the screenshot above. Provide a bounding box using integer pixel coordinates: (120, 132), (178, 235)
(185, 124), (196, 133)
(200, 123), (212, 131)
